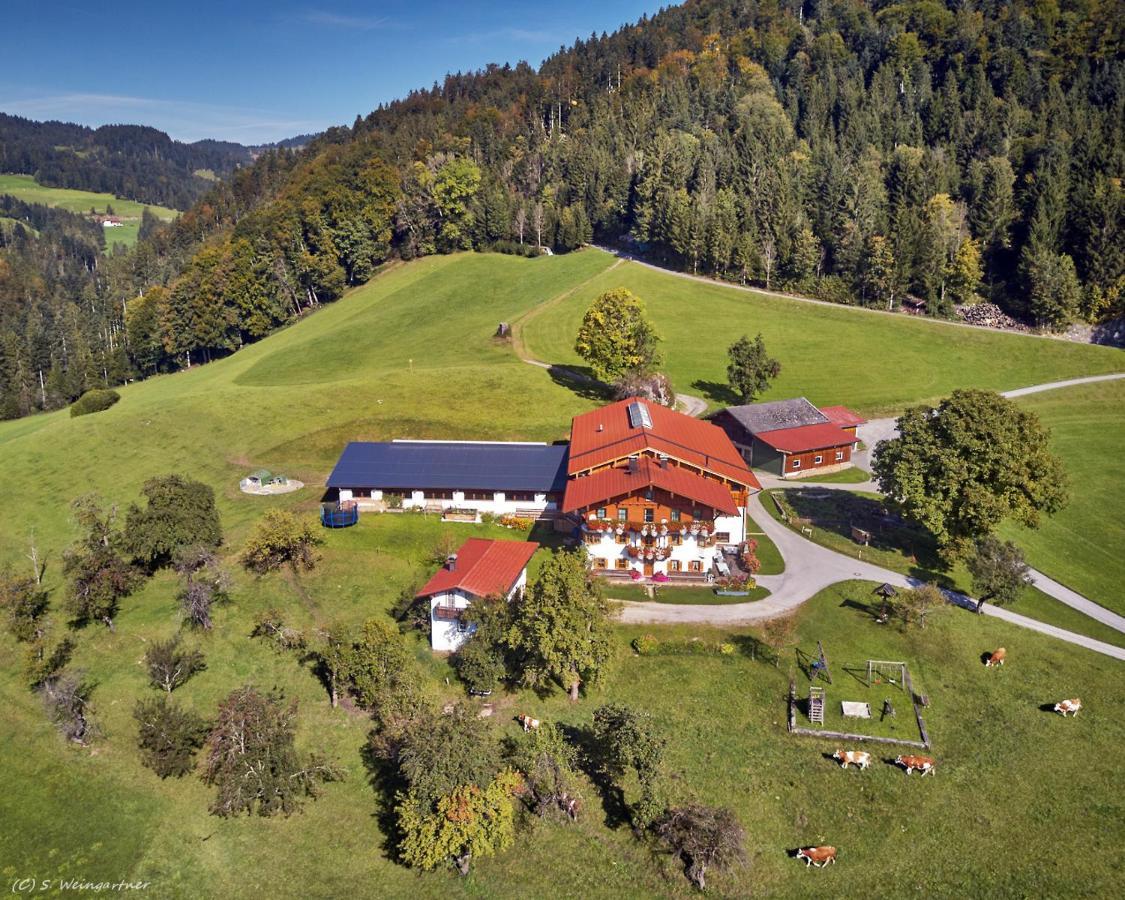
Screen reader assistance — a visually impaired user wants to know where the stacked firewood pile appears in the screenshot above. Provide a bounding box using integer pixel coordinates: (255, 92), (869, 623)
(957, 303), (1029, 332)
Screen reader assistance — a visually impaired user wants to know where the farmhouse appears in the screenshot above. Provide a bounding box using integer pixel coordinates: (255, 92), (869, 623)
(712, 398), (866, 478)
(327, 398), (760, 579)
(564, 399), (760, 578)
(416, 537), (538, 651)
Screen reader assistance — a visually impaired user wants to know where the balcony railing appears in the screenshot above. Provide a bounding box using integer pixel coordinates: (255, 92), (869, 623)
(432, 606), (463, 622)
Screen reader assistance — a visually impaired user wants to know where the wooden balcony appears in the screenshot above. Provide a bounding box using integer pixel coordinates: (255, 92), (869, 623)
(432, 606), (463, 622)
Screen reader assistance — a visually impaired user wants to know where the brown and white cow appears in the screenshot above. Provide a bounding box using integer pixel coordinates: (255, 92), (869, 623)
(796, 846), (837, 868)
(1054, 698), (1082, 717)
(832, 749), (871, 770)
(895, 754), (936, 776)
(985, 647), (1006, 667)
(517, 713), (541, 732)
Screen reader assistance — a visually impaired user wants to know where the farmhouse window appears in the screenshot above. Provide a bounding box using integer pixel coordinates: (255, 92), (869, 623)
(835, 450), (845, 461)
(672, 534), (682, 546)
(814, 455), (823, 464)
(464, 490), (492, 501)
(596, 508), (607, 520)
(615, 558), (629, 570)
(791, 459), (801, 469)
(644, 509), (654, 523)
(669, 560), (682, 572)
(593, 557), (608, 569)
(617, 508), (627, 521)
(715, 532), (730, 543)
(693, 509), (701, 519)
(689, 560), (703, 573)
(670, 509), (681, 522)
(644, 488), (654, 501)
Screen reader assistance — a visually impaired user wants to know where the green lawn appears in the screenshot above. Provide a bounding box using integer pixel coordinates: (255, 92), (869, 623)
(0, 173), (179, 251)
(1001, 380), (1125, 615)
(1, 250), (1122, 897)
(795, 466), (872, 484)
(519, 253), (1125, 417)
(5, 574), (1119, 897)
(653, 584), (771, 604)
(765, 489), (1125, 648)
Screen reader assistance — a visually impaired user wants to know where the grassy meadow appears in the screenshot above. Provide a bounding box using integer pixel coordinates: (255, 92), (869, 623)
(0, 173), (178, 251)
(518, 254), (1125, 416)
(1002, 379), (1125, 614)
(0, 249), (1122, 897)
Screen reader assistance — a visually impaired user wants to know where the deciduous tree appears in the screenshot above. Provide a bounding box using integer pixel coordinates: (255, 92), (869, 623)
(144, 637), (206, 693)
(656, 804), (747, 890)
(240, 510), (321, 574)
(396, 770), (522, 875)
(725, 333), (781, 402)
(967, 536), (1032, 613)
(508, 551), (617, 700)
(134, 696), (209, 778)
(203, 686), (342, 817)
(63, 495), (141, 630)
(574, 288), (662, 381)
(124, 474), (222, 569)
(874, 390), (1068, 559)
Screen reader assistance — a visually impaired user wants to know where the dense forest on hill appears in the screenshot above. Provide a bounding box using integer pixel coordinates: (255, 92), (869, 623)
(0, 114), (252, 209)
(1, 0), (1122, 418)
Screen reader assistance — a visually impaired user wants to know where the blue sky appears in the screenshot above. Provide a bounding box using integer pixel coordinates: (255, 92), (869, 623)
(1, 1), (661, 145)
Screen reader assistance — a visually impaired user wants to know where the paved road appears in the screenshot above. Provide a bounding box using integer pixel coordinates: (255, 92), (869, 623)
(616, 495), (1125, 660)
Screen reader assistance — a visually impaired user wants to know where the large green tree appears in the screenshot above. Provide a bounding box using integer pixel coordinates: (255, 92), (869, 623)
(63, 495), (141, 630)
(574, 288), (662, 382)
(508, 551), (617, 700)
(124, 474), (222, 570)
(725, 333), (781, 402)
(874, 390), (1068, 560)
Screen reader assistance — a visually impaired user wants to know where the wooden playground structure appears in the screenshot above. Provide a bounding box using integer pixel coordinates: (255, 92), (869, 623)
(787, 644), (931, 749)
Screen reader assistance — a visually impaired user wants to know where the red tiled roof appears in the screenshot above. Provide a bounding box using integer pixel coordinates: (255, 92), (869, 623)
(568, 399), (757, 487)
(416, 538), (538, 599)
(754, 423), (858, 453)
(819, 405), (867, 428)
(562, 458), (740, 515)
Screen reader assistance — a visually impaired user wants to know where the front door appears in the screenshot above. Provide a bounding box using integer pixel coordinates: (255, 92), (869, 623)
(644, 561), (654, 577)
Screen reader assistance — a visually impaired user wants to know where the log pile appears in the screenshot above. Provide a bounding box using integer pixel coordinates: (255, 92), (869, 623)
(956, 303), (1028, 332)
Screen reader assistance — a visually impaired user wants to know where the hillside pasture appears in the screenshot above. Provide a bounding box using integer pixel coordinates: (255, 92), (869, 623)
(518, 253), (1125, 417)
(0, 173), (178, 250)
(0, 251), (1122, 897)
(1003, 379), (1125, 615)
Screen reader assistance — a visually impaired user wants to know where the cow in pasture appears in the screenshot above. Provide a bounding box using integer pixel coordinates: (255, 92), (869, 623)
(832, 749), (871, 770)
(517, 713), (541, 732)
(1054, 698), (1082, 717)
(985, 647), (1006, 667)
(796, 846), (837, 868)
(895, 754), (936, 776)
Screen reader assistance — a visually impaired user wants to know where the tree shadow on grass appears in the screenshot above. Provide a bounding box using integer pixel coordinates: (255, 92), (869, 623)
(559, 722), (631, 831)
(691, 380), (740, 406)
(359, 731), (406, 862)
(783, 489), (953, 585)
(545, 363), (614, 402)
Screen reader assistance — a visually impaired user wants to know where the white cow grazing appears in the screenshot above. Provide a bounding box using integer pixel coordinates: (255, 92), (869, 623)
(832, 749), (871, 770)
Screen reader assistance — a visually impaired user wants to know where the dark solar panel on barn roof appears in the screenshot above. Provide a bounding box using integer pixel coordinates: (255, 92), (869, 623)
(326, 441), (570, 493)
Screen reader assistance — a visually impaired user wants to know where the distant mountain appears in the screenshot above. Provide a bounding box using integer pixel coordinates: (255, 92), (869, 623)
(0, 114), (254, 209)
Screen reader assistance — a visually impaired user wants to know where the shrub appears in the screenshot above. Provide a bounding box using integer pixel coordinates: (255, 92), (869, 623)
(241, 510), (321, 574)
(632, 634), (659, 655)
(383, 493), (403, 509)
(70, 388), (120, 418)
(134, 696), (208, 778)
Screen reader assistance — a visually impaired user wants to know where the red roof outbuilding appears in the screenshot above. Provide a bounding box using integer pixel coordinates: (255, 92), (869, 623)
(753, 423), (860, 454)
(416, 538), (538, 599)
(562, 458), (740, 516)
(819, 405), (867, 428)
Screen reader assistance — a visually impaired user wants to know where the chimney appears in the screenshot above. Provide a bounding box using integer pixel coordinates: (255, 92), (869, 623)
(446, 554), (458, 571)
(596, 423), (604, 432)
